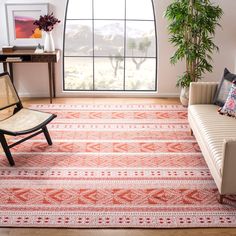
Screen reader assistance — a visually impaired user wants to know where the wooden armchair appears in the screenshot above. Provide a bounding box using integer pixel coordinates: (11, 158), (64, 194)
(0, 72), (56, 166)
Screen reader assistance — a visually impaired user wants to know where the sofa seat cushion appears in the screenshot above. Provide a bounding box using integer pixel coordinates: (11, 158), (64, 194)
(189, 104), (236, 176)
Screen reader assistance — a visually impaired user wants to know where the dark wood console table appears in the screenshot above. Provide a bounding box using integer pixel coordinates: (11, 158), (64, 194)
(0, 49), (60, 103)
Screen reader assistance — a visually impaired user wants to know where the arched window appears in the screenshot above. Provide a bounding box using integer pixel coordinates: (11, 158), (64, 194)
(64, 0), (157, 91)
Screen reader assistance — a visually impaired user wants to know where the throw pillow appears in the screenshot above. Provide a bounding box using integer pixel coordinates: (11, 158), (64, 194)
(214, 68), (236, 107)
(218, 80), (236, 117)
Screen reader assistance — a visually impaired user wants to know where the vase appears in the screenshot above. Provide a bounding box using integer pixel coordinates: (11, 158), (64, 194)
(180, 86), (189, 107)
(44, 31), (55, 52)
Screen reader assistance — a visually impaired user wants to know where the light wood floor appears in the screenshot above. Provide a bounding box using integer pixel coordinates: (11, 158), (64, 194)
(21, 97), (181, 105)
(1, 97), (236, 236)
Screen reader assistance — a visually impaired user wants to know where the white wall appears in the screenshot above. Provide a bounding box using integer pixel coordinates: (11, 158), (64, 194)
(0, 0), (236, 97)
(0, 0), (66, 97)
(156, 0), (236, 96)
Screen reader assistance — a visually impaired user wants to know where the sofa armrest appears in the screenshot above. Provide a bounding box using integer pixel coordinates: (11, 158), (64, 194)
(189, 82), (219, 106)
(221, 138), (236, 194)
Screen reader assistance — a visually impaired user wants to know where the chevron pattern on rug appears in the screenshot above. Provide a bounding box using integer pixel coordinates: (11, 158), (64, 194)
(0, 104), (236, 228)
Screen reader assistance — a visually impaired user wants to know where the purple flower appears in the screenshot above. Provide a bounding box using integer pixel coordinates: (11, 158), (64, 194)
(33, 13), (60, 32)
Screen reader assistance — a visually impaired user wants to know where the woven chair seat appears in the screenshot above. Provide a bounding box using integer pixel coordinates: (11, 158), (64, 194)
(0, 108), (53, 134)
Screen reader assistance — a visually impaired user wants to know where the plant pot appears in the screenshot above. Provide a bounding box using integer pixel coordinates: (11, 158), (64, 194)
(44, 31), (55, 52)
(180, 86), (189, 107)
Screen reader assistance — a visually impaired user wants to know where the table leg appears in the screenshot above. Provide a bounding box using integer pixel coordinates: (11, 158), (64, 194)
(9, 63), (14, 83)
(52, 63), (56, 98)
(3, 62), (8, 73)
(48, 63), (53, 104)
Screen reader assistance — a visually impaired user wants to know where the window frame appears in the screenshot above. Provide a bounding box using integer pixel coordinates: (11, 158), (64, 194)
(63, 0), (158, 92)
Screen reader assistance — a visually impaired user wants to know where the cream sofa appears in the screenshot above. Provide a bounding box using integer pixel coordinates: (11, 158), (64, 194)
(188, 82), (236, 203)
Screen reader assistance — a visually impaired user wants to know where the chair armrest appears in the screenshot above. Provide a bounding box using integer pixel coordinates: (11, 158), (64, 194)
(189, 82), (219, 106)
(221, 138), (236, 194)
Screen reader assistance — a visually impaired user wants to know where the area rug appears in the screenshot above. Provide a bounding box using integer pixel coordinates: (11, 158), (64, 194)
(0, 104), (236, 228)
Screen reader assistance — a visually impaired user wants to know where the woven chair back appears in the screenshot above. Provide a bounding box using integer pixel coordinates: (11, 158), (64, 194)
(0, 73), (20, 111)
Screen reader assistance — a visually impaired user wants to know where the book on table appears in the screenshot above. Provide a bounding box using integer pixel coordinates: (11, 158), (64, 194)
(5, 57), (22, 62)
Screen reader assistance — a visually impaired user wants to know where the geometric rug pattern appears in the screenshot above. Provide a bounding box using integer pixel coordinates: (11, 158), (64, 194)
(0, 104), (236, 228)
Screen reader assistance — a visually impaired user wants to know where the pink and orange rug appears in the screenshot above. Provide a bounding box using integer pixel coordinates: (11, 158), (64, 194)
(0, 104), (236, 228)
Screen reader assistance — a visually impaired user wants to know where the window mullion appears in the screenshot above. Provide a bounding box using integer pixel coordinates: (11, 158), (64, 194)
(123, 0), (127, 91)
(92, 0), (95, 90)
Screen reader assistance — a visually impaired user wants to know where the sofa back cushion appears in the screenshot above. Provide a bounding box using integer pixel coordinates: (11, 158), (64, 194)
(214, 68), (236, 107)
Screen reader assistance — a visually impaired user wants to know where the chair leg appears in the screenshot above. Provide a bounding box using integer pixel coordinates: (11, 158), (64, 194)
(190, 129), (193, 136)
(218, 194), (225, 204)
(0, 134), (15, 166)
(42, 126), (53, 145)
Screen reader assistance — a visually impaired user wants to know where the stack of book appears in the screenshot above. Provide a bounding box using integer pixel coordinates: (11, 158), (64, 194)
(5, 57), (22, 62)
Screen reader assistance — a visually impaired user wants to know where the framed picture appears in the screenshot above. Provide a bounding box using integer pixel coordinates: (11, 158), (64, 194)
(5, 3), (48, 46)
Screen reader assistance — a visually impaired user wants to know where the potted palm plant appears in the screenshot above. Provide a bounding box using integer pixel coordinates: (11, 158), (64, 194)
(165, 0), (223, 106)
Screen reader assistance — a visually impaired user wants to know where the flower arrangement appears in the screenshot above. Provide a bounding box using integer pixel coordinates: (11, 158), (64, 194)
(33, 13), (60, 32)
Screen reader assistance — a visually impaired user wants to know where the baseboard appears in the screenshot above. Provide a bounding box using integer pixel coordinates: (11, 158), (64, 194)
(19, 92), (179, 98)
(57, 91), (180, 98)
(156, 93), (179, 98)
(18, 92), (50, 98)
